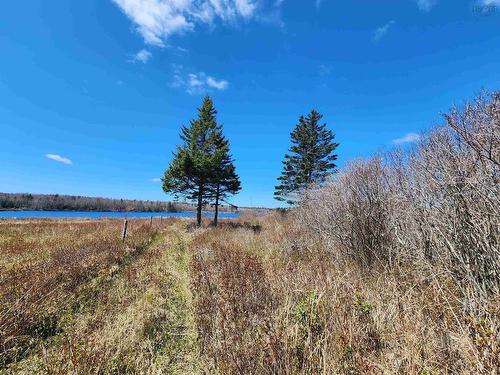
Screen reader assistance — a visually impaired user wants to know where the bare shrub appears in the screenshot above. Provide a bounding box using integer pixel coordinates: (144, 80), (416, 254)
(298, 91), (499, 310)
(185, 91), (499, 374)
(300, 157), (402, 268)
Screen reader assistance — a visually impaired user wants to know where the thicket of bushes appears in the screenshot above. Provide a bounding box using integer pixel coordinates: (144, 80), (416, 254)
(298, 90), (499, 310)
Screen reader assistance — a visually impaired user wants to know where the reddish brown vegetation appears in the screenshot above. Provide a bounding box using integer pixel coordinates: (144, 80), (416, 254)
(0, 219), (156, 367)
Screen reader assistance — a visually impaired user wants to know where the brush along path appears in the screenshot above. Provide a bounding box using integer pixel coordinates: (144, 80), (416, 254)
(4, 223), (199, 375)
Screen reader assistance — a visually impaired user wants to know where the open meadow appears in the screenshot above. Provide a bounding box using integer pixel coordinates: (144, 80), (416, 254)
(1, 94), (499, 371)
(0, 217), (197, 374)
(1, 212), (498, 374)
(2, 1), (500, 373)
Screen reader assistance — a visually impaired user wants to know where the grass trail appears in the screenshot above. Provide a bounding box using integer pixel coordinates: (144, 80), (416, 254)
(4, 223), (199, 374)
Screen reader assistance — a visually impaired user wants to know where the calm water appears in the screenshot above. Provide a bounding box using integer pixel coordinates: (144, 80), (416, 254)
(0, 211), (239, 219)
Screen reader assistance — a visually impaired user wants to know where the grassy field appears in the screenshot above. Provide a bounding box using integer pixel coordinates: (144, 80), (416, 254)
(1, 215), (498, 374)
(0, 218), (199, 374)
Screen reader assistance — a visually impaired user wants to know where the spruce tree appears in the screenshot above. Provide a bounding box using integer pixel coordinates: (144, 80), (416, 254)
(206, 130), (241, 225)
(274, 110), (338, 204)
(162, 96), (223, 226)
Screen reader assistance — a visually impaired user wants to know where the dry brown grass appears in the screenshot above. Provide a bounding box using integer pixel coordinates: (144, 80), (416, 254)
(1, 212), (497, 374)
(190, 216), (499, 374)
(0, 218), (169, 369)
(9, 221), (198, 374)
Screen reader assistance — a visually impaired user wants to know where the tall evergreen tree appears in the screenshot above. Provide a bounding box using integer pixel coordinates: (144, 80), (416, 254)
(274, 110), (338, 204)
(206, 131), (241, 225)
(162, 96), (223, 226)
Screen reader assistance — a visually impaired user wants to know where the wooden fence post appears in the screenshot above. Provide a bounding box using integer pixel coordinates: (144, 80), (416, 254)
(122, 219), (128, 241)
(160, 216), (163, 225)
(150, 216), (153, 227)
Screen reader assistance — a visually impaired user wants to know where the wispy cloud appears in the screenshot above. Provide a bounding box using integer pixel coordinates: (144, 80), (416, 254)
(150, 178), (161, 182)
(257, 2), (285, 30)
(175, 46), (189, 54)
(46, 154), (73, 165)
(131, 49), (152, 63)
(473, 0), (500, 14)
(393, 133), (420, 145)
(171, 66), (229, 94)
(206, 76), (229, 90)
(373, 20), (395, 43)
(111, 0), (259, 47)
(417, 0), (437, 12)
(315, 0), (323, 9)
(318, 64), (332, 76)
(481, 0), (500, 5)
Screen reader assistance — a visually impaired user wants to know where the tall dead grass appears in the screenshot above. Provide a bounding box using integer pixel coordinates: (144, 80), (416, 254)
(20, 222), (199, 374)
(0, 218), (158, 368)
(190, 218), (498, 374)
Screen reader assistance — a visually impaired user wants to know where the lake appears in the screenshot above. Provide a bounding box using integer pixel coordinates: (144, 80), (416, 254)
(0, 211), (239, 219)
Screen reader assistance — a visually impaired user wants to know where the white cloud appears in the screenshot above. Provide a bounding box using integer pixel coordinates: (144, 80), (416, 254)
(393, 133), (420, 145)
(417, 0), (437, 12)
(373, 20), (395, 43)
(187, 73), (204, 89)
(171, 67), (229, 94)
(112, 0), (259, 47)
(150, 178), (162, 182)
(131, 49), (152, 63)
(206, 76), (229, 89)
(46, 154), (73, 165)
(235, 0), (257, 17)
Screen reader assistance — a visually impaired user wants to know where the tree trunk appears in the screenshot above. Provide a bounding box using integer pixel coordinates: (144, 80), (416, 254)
(214, 183), (220, 227)
(196, 184), (203, 227)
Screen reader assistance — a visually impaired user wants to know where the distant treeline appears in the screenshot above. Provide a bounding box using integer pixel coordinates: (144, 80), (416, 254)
(0, 193), (247, 213)
(0, 193), (181, 212)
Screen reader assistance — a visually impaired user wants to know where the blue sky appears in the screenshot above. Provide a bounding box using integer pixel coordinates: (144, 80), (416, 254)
(1, 0), (499, 208)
